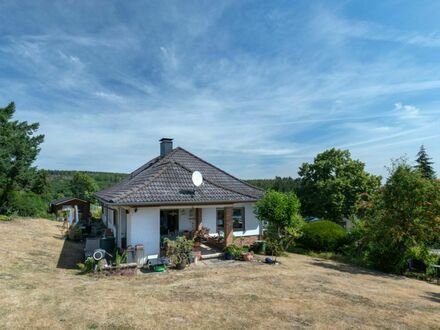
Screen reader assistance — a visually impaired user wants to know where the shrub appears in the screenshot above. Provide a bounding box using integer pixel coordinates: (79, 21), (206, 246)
(300, 220), (347, 251)
(77, 257), (96, 274)
(6, 190), (49, 217)
(114, 249), (127, 267)
(406, 245), (438, 277)
(164, 236), (194, 266)
(0, 215), (12, 221)
(224, 244), (243, 259)
(254, 190), (304, 251)
(360, 161), (440, 274)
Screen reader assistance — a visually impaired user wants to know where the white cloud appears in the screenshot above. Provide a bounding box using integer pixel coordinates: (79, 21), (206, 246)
(2, 2), (440, 179)
(393, 102), (420, 119)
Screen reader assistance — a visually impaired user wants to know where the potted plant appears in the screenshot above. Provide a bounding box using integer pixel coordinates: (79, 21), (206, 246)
(224, 244), (242, 260)
(164, 236), (194, 270)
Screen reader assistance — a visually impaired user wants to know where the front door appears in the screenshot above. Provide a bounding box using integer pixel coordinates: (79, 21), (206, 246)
(160, 209), (179, 236)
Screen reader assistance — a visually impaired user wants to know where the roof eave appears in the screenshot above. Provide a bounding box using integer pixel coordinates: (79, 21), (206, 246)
(101, 199), (261, 207)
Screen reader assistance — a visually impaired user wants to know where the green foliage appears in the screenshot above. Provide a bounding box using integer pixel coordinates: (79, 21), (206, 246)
(224, 244), (243, 259)
(70, 172), (99, 202)
(300, 220), (347, 252)
(254, 190), (304, 251)
(6, 190), (48, 217)
(47, 170), (127, 198)
(246, 176), (299, 192)
(114, 249), (127, 267)
(164, 236), (194, 265)
(360, 160), (440, 273)
(415, 145), (436, 180)
(90, 204), (102, 219)
(77, 257), (96, 274)
(265, 236), (285, 259)
(297, 148), (381, 222)
(30, 169), (50, 195)
(406, 245), (438, 277)
(0, 102), (45, 214)
(0, 215), (12, 221)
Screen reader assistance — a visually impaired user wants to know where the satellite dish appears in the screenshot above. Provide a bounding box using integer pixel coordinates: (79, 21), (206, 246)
(192, 171), (203, 187)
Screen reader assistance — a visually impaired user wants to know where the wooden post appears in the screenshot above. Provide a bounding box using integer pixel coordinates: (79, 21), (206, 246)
(195, 208), (202, 231)
(224, 206), (233, 247)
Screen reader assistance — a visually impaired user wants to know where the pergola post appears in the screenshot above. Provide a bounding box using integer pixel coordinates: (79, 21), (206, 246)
(224, 206), (233, 247)
(195, 208), (202, 231)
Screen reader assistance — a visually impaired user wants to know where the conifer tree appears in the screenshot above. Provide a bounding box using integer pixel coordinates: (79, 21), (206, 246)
(415, 145), (436, 180)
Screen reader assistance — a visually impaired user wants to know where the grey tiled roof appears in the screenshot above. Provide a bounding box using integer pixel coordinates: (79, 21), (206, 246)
(94, 147), (264, 205)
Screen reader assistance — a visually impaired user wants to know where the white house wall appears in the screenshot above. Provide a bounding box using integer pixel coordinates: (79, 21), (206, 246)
(202, 208), (217, 234)
(127, 207), (160, 256)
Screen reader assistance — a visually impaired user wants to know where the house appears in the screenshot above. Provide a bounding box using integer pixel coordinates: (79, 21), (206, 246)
(49, 197), (90, 223)
(94, 138), (264, 256)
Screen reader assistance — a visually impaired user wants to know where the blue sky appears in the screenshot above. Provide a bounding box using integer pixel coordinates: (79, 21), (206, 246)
(1, 1), (439, 179)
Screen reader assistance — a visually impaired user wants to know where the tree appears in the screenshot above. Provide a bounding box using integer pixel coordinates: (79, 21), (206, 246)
(70, 172), (99, 202)
(254, 190), (304, 251)
(272, 176), (300, 193)
(415, 145), (436, 180)
(30, 169), (50, 195)
(297, 148), (381, 222)
(362, 160), (440, 273)
(0, 102), (44, 213)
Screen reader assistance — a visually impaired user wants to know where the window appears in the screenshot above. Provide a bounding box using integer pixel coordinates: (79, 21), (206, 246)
(216, 207), (245, 232)
(233, 207), (245, 231)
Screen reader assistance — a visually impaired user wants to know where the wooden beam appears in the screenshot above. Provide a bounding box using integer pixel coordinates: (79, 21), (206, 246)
(195, 208), (202, 231)
(224, 206), (233, 247)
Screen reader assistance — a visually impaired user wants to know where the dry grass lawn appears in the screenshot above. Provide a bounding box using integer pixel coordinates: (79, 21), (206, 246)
(0, 218), (439, 329)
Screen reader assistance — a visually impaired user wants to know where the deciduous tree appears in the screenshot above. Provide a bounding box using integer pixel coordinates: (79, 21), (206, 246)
(254, 190), (304, 250)
(297, 148), (381, 222)
(70, 172), (99, 202)
(363, 160), (440, 273)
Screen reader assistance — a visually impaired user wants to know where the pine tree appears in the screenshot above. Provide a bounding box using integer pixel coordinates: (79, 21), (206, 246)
(0, 102), (45, 212)
(415, 145), (436, 180)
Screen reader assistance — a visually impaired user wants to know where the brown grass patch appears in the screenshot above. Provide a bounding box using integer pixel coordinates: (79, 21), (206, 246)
(0, 218), (439, 329)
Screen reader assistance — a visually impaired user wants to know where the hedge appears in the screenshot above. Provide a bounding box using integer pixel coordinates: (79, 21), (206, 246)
(300, 220), (347, 252)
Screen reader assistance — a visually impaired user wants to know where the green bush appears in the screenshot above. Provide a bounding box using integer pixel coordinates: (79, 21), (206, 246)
(77, 257), (97, 274)
(224, 244), (243, 259)
(7, 190), (49, 217)
(0, 215), (12, 221)
(300, 220), (347, 251)
(406, 245), (439, 277)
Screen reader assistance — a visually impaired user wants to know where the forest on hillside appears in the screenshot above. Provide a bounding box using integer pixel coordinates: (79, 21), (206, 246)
(47, 170), (127, 198)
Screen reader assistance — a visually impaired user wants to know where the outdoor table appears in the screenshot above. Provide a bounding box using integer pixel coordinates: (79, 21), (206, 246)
(431, 264), (440, 285)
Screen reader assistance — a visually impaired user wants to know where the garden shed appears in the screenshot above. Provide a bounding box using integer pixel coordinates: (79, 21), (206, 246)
(49, 197), (90, 223)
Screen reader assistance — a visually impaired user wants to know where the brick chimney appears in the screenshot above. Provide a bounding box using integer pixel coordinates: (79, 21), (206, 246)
(160, 138), (173, 157)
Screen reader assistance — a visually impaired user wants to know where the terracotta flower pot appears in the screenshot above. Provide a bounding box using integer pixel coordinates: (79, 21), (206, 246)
(242, 252), (253, 262)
